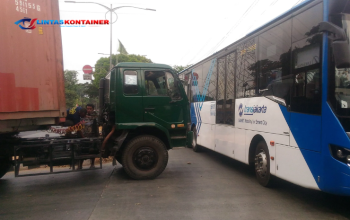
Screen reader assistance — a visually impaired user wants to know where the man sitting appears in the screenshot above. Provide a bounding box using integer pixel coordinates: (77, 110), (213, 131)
(65, 106), (87, 126)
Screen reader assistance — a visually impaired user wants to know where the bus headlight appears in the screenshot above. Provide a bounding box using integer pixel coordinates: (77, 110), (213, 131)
(330, 145), (350, 165)
(337, 149), (345, 158)
(347, 155), (350, 164)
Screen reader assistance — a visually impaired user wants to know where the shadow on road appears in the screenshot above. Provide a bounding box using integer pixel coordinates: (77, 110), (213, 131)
(194, 147), (350, 219)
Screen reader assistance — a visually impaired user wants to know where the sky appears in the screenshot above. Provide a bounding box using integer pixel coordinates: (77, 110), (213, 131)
(58, 0), (305, 82)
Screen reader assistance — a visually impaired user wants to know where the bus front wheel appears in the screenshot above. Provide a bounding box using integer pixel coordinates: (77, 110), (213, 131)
(254, 141), (274, 187)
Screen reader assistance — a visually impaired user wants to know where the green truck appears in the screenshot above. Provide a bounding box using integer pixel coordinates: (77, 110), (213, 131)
(0, 62), (193, 180)
(99, 62), (193, 179)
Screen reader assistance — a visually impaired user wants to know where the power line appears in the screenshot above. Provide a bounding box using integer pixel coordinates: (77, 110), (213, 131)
(185, 0), (260, 66)
(245, 0), (280, 33)
(206, 0), (260, 55)
(183, 0), (302, 66)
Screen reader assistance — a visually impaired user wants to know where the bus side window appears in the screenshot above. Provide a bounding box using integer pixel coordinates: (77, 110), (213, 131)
(236, 38), (257, 99)
(217, 57), (226, 124)
(290, 3), (322, 115)
(258, 19), (292, 105)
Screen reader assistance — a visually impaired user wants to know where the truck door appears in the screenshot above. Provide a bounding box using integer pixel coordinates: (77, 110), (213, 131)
(117, 68), (144, 123)
(142, 70), (185, 127)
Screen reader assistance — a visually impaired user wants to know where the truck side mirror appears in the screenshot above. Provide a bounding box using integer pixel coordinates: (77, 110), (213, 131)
(319, 21), (350, 68)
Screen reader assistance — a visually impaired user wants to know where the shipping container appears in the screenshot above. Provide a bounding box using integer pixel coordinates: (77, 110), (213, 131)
(0, 0), (66, 134)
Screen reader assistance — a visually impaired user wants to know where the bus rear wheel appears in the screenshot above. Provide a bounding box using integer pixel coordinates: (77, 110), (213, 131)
(122, 135), (168, 180)
(0, 158), (11, 179)
(254, 141), (273, 187)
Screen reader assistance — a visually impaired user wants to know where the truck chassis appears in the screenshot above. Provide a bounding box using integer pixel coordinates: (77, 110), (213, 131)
(12, 137), (103, 177)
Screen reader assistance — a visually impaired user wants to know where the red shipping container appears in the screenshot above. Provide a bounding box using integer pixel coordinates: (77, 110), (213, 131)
(0, 0), (66, 133)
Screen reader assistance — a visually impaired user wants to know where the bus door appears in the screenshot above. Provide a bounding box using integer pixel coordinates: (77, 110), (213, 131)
(215, 52), (239, 159)
(290, 66), (322, 152)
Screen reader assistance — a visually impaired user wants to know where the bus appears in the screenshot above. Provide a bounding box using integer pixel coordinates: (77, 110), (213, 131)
(179, 0), (350, 196)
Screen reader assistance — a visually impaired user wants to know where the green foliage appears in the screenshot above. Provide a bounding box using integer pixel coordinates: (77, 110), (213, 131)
(95, 54), (152, 75)
(64, 70), (97, 108)
(64, 70), (79, 107)
(173, 64), (192, 74)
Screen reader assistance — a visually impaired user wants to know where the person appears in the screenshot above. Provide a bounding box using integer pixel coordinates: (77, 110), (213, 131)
(86, 104), (97, 118)
(64, 107), (87, 170)
(84, 104), (98, 169)
(65, 106), (87, 126)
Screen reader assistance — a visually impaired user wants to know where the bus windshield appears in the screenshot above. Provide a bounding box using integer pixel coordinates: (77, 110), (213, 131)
(334, 14), (350, 115)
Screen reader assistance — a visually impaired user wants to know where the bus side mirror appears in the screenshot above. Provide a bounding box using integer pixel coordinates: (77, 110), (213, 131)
(319, 22), (350, 68)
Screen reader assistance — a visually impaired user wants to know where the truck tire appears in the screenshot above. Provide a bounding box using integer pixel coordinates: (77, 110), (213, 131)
(122, 135), (168, 180)
(254, 141), (274, 187)
(0, 158), (11, 179)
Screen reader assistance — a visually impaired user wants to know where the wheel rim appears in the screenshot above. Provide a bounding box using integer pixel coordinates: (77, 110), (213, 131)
(133, 147), (158, 171)
(255, 150), (268, 178)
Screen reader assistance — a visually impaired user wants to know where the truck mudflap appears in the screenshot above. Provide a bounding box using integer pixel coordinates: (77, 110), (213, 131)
(13, 137), (103, 177)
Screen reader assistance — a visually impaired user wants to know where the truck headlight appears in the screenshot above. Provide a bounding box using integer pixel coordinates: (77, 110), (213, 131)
(330, 145), (350, 165)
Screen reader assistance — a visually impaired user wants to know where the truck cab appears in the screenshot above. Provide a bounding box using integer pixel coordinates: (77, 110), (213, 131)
(100, 63), (193, 179)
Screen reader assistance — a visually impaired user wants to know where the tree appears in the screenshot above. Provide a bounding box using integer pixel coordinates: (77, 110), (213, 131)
(94, 54), (152, 75)
(173, 64), (192, 74)
(64, 70), (79, 107)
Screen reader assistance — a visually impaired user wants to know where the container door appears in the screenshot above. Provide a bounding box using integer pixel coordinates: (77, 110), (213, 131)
(142, 70), (185, 127)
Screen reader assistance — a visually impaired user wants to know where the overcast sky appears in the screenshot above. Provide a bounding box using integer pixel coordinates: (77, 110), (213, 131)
(58, 0), (305, 81)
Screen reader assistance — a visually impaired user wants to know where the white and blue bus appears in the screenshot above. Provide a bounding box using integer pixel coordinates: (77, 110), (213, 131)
(179, 0), (350, 196)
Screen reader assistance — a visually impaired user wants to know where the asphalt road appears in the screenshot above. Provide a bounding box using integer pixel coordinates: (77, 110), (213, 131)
(1, 147), (350, 220)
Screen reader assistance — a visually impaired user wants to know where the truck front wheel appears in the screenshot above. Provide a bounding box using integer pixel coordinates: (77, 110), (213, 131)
(122, 135), (168, 180)
(0, 158), (11, 179)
